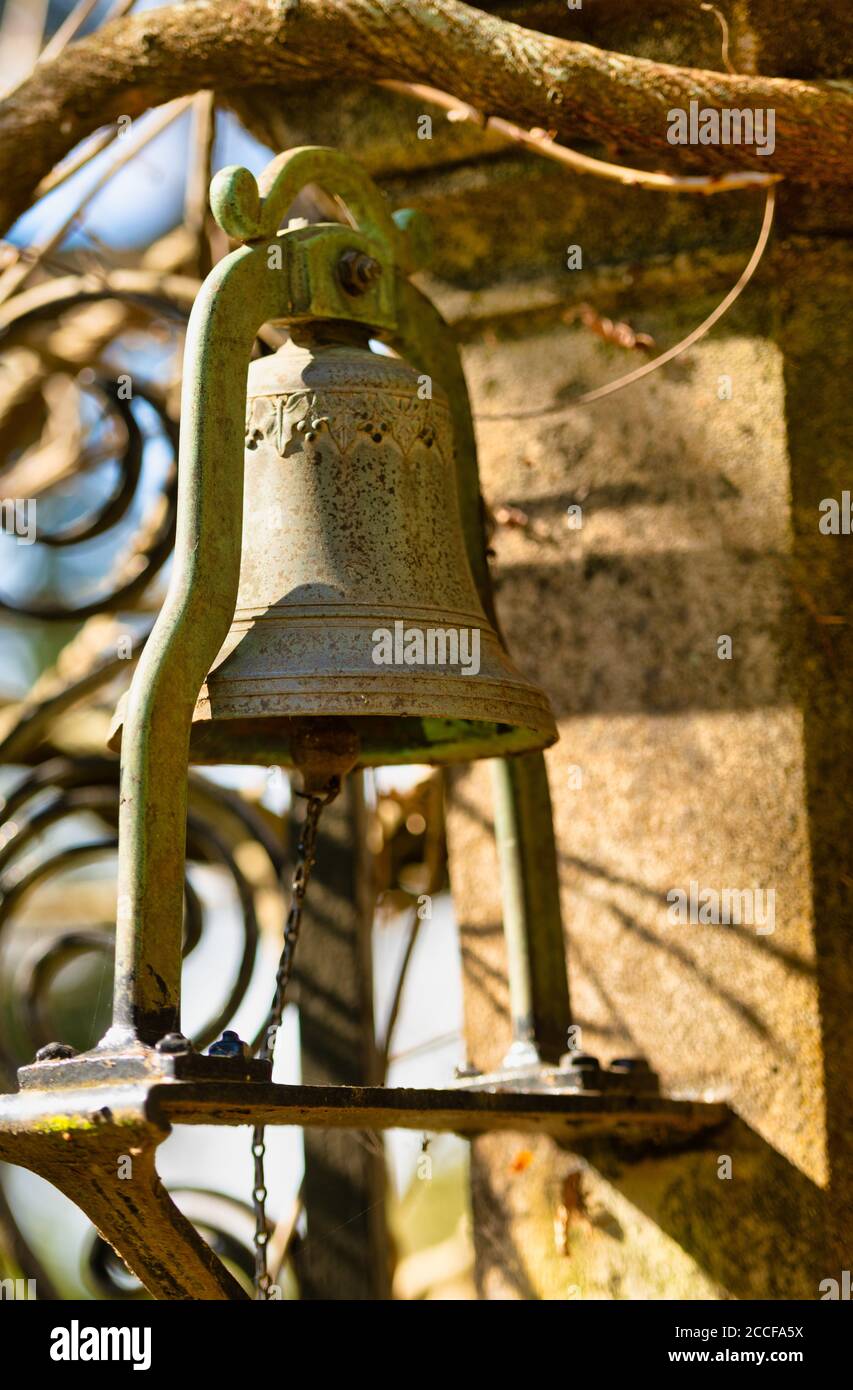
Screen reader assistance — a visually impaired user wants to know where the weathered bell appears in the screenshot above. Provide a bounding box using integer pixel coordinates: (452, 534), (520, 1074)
(188, 326), (556, 768)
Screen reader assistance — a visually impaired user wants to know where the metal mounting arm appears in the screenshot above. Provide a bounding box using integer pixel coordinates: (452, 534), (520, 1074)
(108, 150), (416, 1045)
(107, 143), (570, 1058)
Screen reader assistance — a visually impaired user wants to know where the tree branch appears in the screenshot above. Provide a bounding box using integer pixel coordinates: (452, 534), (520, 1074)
(379, 80), (781, 193)
(0, 0), (849, 232)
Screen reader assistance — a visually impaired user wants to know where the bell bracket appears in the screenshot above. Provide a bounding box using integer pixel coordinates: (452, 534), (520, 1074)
(0, 1068), (728, 1299)
(109, 148), (431, 1047)
(0, 148), (729, 1300)
(101, 144), (571, 1056)
(209, 145), (431, 274)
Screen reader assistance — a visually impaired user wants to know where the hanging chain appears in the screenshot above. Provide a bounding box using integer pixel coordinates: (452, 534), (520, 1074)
(251, 776), (340, 1300)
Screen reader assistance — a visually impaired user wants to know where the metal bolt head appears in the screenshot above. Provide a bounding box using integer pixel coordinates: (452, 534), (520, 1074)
(34, 1042), (77, 1062)
(610, 1057), (651, 1072)
(155, 1032), (192, 1055)
(568, 1052), (601, 1070)
(501, 1038), (540, 1070)
(338, 249), (382, 295)
(208, 1029), (248, 1058)
(607, 1056), (659, 1094)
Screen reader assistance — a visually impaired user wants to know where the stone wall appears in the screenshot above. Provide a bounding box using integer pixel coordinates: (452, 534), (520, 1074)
(448, 267), (848, 1298)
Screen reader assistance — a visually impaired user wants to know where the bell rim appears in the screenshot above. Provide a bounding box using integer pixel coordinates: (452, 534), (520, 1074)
(187, 712), (558, 768)
(195, 668), (555, 720)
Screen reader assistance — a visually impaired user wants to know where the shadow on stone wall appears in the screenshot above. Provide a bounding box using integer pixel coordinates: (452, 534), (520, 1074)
(450, 245), (852, 1297)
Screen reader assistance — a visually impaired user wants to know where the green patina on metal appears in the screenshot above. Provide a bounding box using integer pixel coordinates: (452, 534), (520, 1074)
(0, 146), (733, 1295)
(109, 151), (414, 1043)
(108, 144), (564, 1048)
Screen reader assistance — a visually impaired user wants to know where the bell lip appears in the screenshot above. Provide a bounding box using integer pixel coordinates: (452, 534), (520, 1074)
(106, 695), (561, 772)
(108, 713), (558, 765)
(186, 713), (558, 768)
(194, 672), (555, 729)
(108, 679), (559, 764)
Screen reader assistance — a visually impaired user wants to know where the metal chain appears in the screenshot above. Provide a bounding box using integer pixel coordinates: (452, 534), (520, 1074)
(251, 777), (340, 1300)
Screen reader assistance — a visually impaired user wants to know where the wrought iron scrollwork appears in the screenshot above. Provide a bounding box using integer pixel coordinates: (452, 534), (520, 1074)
(84, 1189), (277, 1300)
(0, 283), (188, 619)
(0, 756), (286, 1080)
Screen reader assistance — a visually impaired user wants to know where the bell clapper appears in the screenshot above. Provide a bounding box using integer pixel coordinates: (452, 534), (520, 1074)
(289, 718), (361, 795)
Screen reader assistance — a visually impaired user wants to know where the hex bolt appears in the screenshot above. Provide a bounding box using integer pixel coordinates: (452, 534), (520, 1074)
(568, 1052), (601, 1071)
(338, 249), (382, 295)
(155, 1032), (192, 1055)
(208, 1029), (249, 1058)
(34, 1042), (77, 1062)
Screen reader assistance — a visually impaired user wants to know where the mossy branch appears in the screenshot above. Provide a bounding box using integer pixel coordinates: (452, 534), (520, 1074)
(0, 0), (849, 232)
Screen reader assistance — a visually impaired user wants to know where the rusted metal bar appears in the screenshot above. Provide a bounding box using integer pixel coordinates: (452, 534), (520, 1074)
(156, 1083), (726, 1143)
(0, 1077), (727, 1146)
(490, 756), (571, 1063)
(0, 1087), (247, 1299)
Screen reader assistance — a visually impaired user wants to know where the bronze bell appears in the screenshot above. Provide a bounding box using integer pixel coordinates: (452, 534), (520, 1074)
(188, 325), (556, 770)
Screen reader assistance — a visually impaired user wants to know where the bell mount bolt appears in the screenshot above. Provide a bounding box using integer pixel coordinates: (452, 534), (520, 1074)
(155, 1032), (192, 1055)
(567, 1052), (601, 1071)
(338, 248), (382, 295)
(208, 1029), (249, 1059)
(610, 1057), (651, 1072)
(34, 1042), (78, 1062)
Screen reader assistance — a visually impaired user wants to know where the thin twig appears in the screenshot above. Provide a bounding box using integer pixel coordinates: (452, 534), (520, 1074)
(476, 184), (776, 419)
(38, 0), (102, 65)
(267, 1186), (303, 1281)
(0, 95), (195, 307)
(379, 80), (780, 195)
(35, 128), (120, 201)
(184, 91), (217, 275)
(387, 1031), (463, 1065)
(700, 3), (736, 76)
(39, 0), (138, 67)
(379, 902), (425, 1078)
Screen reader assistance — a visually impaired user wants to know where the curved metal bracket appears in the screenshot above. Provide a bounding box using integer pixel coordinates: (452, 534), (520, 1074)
(110, 246), (275, 1044)
(211, 145), (431, 272)
(109, 149), (424, 1045)
(0, 1085), (246, 1299)
(108, 144), (569, 1064)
